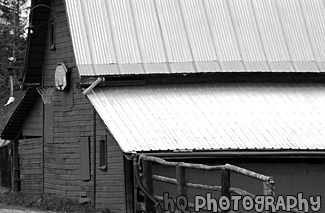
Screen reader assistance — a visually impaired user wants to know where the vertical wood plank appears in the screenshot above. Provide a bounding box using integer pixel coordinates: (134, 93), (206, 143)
(221, 168), (230, 213)
(61, 70), (74, 111)
(176, 166), (187, 196)
(44, 103), (53, 143)
(80, 137), (90, 181)
(124, 157), (135, 213)
(132, 157), (141, 212)
(12, 139), (19, 192)
(263, 181), (275, 213)
(143, 160), (155, 212)
(92, 109), (96, 209)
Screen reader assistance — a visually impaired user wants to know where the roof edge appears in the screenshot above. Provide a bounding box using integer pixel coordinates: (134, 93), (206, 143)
(1, 88), (39, 140)
(130, 150), (325, 159)
(79, 72), (325, 86)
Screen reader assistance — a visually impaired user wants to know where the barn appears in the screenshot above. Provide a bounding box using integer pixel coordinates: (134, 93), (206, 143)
(1, 0), (325, 212)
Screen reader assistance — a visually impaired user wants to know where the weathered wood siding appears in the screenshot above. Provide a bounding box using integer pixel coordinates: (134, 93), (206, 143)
(19, 138), (42, 195)
(21, 98), (42, 137)
(95, 116), (126, 210)
(38, 0), (126, 211)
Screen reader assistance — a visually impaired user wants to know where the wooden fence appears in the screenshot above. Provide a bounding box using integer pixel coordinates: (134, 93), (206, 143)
(133, 154), (303, 213)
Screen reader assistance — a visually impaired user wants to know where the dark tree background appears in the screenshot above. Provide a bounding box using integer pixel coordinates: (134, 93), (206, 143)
(0, 0), (30, 99)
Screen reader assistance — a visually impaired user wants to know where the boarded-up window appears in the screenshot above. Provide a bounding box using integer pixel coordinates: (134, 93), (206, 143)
(80, 137), (90, 181)
(99, 137), (107, 170)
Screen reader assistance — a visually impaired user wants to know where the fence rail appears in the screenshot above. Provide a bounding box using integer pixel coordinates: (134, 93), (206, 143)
(138, 154), (274, 183)
(133, 154), (303, 213)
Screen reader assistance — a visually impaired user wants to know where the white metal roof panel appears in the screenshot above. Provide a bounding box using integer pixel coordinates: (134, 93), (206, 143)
(252, 0), (291, 62)
(301, 0), (325, 62)
(276, 0), (315, 61)
(179, 0), (217, 62)
(87, 84), (325, 153)
(65, 0), (325, 76)
(131, 0), (167, 64)
(156, 0), (192, 63)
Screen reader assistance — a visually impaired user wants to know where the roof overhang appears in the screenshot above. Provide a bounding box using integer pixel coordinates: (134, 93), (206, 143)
(138, 150), (325, 160)
(87, 83), (325, 154)
(1, 88), (39, 140)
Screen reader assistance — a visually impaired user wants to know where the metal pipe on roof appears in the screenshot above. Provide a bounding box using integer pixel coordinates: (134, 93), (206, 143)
(4, 76), (15, 106)
(9, 76), (14, 97)
(82, 77), (104, 95)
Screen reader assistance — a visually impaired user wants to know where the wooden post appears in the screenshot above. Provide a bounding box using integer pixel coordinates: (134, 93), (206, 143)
(132, 157), (141, 212)
(221, 168), (230, 213)
(263, 180), (274, 196)
(143, 160), (155, 212)
(263, 180), (275, 213)
(176, 165), (187, 196)
(124, 157), (135, 213)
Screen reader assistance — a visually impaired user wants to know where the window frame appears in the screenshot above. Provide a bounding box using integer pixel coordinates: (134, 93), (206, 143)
(99, 136), (107, 170)
(49, 19), (56, 50)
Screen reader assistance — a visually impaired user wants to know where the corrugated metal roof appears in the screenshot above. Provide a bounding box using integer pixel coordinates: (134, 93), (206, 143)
(65, 0), (325, 76)
(87, 84), (325, 153)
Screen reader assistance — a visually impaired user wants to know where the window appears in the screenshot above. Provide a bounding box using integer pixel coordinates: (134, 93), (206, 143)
(49, 19), (55, 50)
(99, 137), (107, 170)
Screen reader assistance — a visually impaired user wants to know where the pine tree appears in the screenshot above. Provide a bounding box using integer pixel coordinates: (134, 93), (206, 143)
(0, 0), (30, 99)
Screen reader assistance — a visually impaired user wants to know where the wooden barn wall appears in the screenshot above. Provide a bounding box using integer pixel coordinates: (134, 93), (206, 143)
(21, 97), (42, 137)
(39, 0), (126, 211)
(95, 115), (126, 210)
(19, 138), (42, 195)
(152, 162), (325, 213)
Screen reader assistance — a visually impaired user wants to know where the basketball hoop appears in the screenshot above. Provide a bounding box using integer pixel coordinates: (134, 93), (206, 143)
(36, 87), (55, 104)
